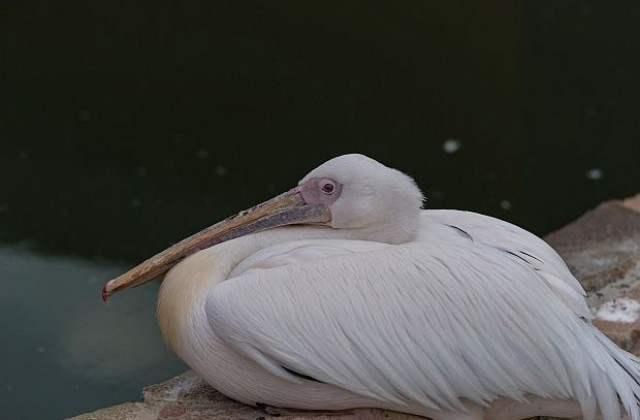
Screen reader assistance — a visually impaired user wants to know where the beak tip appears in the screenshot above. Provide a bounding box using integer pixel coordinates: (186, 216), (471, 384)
(101, 286), (110, 304)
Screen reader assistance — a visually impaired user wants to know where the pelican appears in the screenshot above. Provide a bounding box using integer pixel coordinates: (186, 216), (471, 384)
(103, 154), (640, 420)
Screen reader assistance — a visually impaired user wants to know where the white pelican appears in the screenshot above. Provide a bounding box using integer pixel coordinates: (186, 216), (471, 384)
(103, 154), (640, 420)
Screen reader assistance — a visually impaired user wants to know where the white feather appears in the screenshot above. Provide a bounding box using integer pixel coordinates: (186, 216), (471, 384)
(207, 236), (583, 411)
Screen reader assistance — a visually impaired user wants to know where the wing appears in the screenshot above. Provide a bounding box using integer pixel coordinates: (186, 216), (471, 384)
(420, 210), (590, 319)
(206, 238), (595, 413)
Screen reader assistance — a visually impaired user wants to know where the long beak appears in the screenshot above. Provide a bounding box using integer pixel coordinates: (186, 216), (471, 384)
(102, 187), (330, 302)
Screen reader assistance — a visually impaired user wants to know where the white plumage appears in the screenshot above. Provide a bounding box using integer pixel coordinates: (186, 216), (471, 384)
(105, 154), (640, 420)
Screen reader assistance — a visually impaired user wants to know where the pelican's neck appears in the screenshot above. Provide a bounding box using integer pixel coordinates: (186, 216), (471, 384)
(157, 225), (369, 355)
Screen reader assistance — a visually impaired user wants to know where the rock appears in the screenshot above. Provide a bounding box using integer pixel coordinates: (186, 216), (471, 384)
(545, 193), (640, 355)
(545, 196), (640, 293)
(71, 193), (640, 420)
(68, 403), (147, 420)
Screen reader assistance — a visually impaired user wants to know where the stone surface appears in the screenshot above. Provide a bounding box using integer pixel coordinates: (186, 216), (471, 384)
(545, 196), (640, 293)
(71, 193), (640, 420)
(545, 193), (640, 356)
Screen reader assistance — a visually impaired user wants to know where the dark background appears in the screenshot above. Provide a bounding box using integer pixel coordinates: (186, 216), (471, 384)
(1, 2), (639, 419)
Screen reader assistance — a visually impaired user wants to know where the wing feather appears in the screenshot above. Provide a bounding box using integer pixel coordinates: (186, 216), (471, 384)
(420, 210), (591, 319)
(206, 238), (588, 412)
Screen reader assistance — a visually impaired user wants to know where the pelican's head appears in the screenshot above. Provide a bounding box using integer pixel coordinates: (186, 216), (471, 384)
(102, 154), (424, 300)
(297, 154), (423, 242)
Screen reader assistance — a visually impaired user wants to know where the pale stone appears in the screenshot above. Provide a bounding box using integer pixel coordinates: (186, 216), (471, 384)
(545, 201), (640, 293)
(595, 298), (640, 323)
(623, 193), (640, 212)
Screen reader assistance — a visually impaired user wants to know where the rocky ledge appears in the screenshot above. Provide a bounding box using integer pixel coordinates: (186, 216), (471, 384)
(71, 193), (640, 420)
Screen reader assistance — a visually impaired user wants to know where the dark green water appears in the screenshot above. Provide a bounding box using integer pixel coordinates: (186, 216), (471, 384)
(2, 2), (639, 419)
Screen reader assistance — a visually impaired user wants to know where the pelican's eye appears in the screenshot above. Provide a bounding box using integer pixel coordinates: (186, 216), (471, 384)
(299, 177), (342, 206)
(321, 182), (335, 195)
